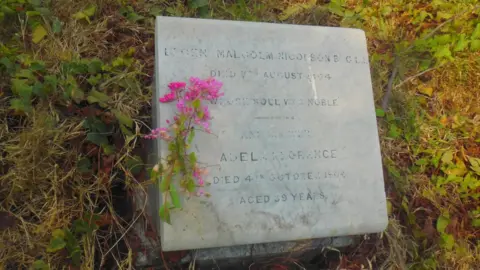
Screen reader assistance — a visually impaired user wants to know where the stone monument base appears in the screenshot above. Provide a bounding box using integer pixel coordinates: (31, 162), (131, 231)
(134, 230), (355, 269)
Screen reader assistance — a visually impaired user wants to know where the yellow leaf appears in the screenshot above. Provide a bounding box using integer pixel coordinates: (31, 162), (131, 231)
(279, 0), (317, 21)
(440, 115), (448, 126)
(418, 86), (433, 97)
(32, 25), (47, 44)
(445, 160), (468, 176)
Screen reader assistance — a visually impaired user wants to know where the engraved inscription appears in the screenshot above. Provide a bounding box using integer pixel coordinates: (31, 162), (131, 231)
(162, 47), (368, 64)
(219, 149), (338, 162)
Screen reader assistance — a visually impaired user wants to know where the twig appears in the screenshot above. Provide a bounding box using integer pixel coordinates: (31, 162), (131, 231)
(102, 177), (148, 259)
(394, 66), (439, 89)
(382, 5), (480, 110)
(382, 55), (399, 111)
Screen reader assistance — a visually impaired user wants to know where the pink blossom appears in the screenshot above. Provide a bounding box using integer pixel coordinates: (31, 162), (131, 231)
(201, 106), (211, 120)
(196, 189), (205, 196)
(168, 81), (186, 91)
(144, 127), (170, 140)
(159, 92), (176, 103)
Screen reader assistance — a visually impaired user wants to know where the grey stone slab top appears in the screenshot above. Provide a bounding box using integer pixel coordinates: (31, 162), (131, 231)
(154, 16), (387, 251)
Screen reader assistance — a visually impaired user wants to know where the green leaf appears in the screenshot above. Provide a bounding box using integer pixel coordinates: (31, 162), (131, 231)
(43, 75), (57, 94)
(187, 129), (195, 144)
(88, 59), (103, 73)
(159, 204), (171, 223)
(165, 7), (176, 15)
(388, 124), (401, 138)
(0, 57), (13, 72)
(32, 81), (46, 97)
(470, 40), (480, 52)
(436, 11), (452, 20)
(47, 237), (66, 252)
(63, 229), (78, 250)
(192, 99), (201, 109)
(87, 74), (102, 86)
(186, 178), (196, 192)
(279, 4), (304, 21)
(28, 0), (42, 6)
(73, 218), (97, 235)
(52, 229), (65, 238)
(34, 7), (52, 17)
(160, 175), (170, 192)
(120, 124), (134, 136)
(83, 117), (108, 133)
(70, 248), (82, 266)
(441, 233), (454, 250)
(126, 12), (145, 22)
(86, 133), (109, 146)
(435, 34), (451, 45)
(328, 1), (345, 16)
(454, 34), (468, 52)
(472, 23), (480, 39)
(467, 156), (480, 175)
(83, 5), (97, 16)
(87, 90), (110, 106)
(169, 185), (181, 208)
(16, 69), (34, 79)
(26, 11), (42, 17)
(375, 108), (385, 117)
(10, 98), (31, 113)
(441, 150), (454, 164)
(415, 158), (428, 166)
(32, 260), (49, 270)
(436, 214), (450, 233)
(112, 109), (133, 128)
(32, 25), (47, 44)
(64, 75), (84, 102)
(189, 152), (197, 165)
(434, 45), (453, 61)
(72, 5), (96, 22)
(12, 79), (33, 100)
(52, 18), (62, 33)
(189, 0), (209, 9)
(1, 6), (15, 14)
(30, 61), (45, 72)
(77, 157), (91, 173)
(472, 219), (480, 228)
(125, 155), (143, 175)
(102, 144), (115, 155)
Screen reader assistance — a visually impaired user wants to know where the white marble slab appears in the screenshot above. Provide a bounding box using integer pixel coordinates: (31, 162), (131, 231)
(154, 16), (387, 251)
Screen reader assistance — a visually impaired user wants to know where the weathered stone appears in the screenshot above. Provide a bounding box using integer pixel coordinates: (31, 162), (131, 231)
(154, 16), (387, 251)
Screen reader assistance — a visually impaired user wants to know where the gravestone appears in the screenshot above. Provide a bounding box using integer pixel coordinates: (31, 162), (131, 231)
(153, 17), (387, 253)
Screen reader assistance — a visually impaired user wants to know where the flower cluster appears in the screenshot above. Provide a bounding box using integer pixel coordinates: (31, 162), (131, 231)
(143, 127), (170, 140)
(145, 77), (223, 199)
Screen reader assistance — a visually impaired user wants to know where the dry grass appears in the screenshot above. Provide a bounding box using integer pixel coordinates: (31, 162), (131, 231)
(1, 0), (479, 269)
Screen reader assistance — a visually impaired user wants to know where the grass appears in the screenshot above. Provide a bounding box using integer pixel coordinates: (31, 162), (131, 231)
(1, 0), (479, 269)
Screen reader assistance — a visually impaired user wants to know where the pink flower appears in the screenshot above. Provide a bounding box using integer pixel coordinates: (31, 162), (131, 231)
(168, 81), (186, 91)
(201, 106), (211, 120)
(196, 189), (205, 196)
(159, 92), (176, 103)
(144, 127), (170, 140)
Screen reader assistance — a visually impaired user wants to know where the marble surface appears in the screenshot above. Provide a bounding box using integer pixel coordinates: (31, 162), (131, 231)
(154, 16), (387, 251)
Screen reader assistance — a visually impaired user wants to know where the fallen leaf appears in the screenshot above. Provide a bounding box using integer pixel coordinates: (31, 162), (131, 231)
(32, 25), (47, 44)
(418, 86), (433, 97)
